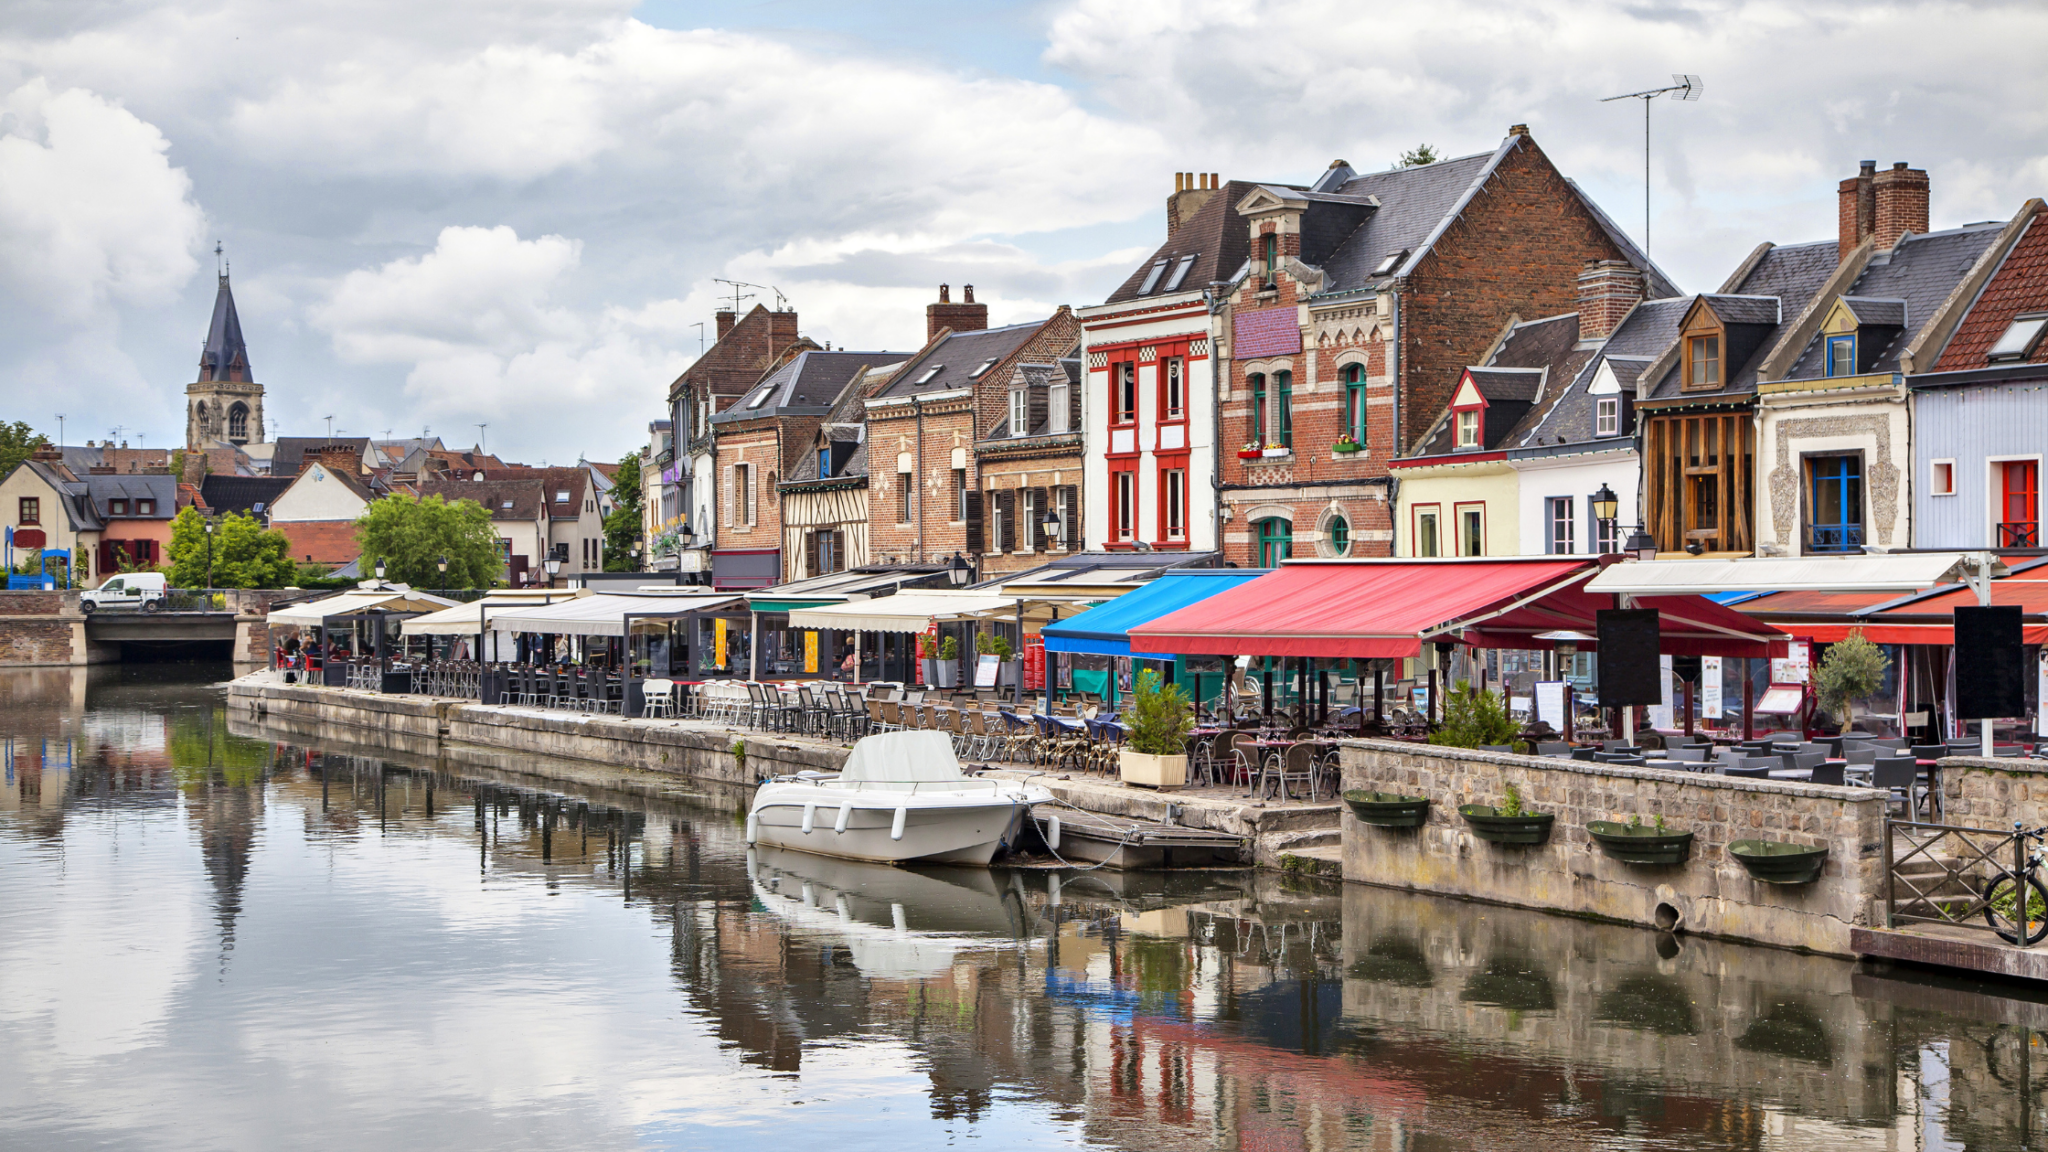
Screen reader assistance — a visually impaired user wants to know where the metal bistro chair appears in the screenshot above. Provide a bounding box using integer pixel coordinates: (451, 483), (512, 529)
(1256, 741), (1319, 802)
(641, 678), (677, 719)
(1871, 755), (1925, 818)
(795, 687), (831, 736)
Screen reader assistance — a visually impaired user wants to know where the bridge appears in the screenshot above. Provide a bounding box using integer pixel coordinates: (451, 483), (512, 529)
(0, 589), (278, 666)
(85, 611), (241, 644)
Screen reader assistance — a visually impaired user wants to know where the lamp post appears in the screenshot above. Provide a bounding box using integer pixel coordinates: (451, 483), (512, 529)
(204, 519), (215, 592)
(1590, 483), (1619, 553)
(437, 555), (448, 599)
(1623, 528), (1658, 563)
(374, 557), (387, 584)
(947, 551), (970, 587)
(632, 536), (643, 573)
(544, 553), (562, 589)
(1043, 506), (1063, 551)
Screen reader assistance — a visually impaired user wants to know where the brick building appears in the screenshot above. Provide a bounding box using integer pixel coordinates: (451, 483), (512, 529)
(1201, 128), (1670, 565)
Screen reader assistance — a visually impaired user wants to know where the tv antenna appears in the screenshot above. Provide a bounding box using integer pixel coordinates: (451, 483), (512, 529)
(55, 413), (65, 448)
(324, 415), (335, 445)
(1602, 74), (1701, 256)
(712, 279), (757, 314)
(475, 423), (488, 454)
(691, 321), (707, 356)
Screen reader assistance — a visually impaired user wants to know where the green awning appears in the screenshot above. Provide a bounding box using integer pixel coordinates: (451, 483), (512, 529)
(750, 598), (842, 613)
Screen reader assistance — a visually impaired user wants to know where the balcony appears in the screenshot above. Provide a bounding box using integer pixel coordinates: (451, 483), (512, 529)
(1997, 521), (2040, 548)
(1808, 523), (1864, 554)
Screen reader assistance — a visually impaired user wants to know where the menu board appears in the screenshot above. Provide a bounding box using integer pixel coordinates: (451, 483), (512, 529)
(1647, 655), (1675, 729)
(803, 631), (818, 675)
(1772, 640), (1811, 685)
(1023, 635), (1046, 690)
(1756, 685), (1805, 714)
(1701, 656), (1723, 719)
(974, 654), (1001, 688)
(714, 618), (729, 669)
(1534, 681), (1568, 732)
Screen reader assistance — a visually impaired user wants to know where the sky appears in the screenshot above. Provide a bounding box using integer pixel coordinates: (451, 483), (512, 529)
(2, 0), (2045, 464)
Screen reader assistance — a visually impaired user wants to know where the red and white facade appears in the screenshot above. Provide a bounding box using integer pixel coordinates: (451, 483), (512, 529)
(1077, 291), (1219, 554)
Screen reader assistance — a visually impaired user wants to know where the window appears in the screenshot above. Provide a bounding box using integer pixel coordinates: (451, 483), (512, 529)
(1256, 518), (1293, 567)
(1999, 460), (2040, 547)
(1593, 508), (1620, 554)
(818, 447), (831, 479)
(1261, 233), (1278, 284)
(1163, 254), (1197, 293)
(1250, 373), (1267, 444)
(18, 497), (38, 525)
(912, 365), (943, 386)
(1163, 468), (1185, 540)
(137, 500), (154, 516)
(1596, 397), (1620, 438)
(1342, 364), (1367, 446)
(1137, 259), (1168, 295)
(109, 499), (127, 515)
(1010, 388), (1029, 437)
(1049, 381), (1070, 434)
(1455, 410), (1479, 448)
(896, 469), (911, 524)
(555, 489), (571, 504)
(1055, 486), (1075, 548)
(1805, 454), (1864, 553)
(1686, 334), (1721, 390)
(1547, 497), (1575, 554)
(1414, 508), (1440, 557)
(1328, 516), (1350, 557)
(1276, 371), (1293, 449)
(1931, 460), (1955, 496)
(970, 358), (999, 378)
(812, 529), (844, 575)
(1115, 471), (1134, 540)
(228, 403), (248, 441)
(1458, 505), (1485, 557)
(953, 468), (968, 520)
(1114, 362), (1137, 425)
(1987, 313), (2048, 362)
(1164, 358), (1184, 420)
(1021, 488), (1041, 552)
(1825, 333), (1857, 378)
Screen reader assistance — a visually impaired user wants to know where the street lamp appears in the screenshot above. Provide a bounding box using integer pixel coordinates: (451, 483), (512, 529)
(374, 557), (387, 583)
(204, 519), (215, 591)
(437, 555), (448, 598)
(947, 551), (971, 587)
(1042, 505), (1063, 549)
(632, 535), (644, 572)
(1623, 529), (1658, 563)
(544, 553), (562, 588)
(1590, 482), (1619, 551)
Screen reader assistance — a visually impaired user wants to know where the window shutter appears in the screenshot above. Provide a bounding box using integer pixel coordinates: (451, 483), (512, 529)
(995, 489), (1015, 552)
(1030, 486), (1049, 551)
(803, 530), (816, 576)
(965, 490), (984, 553)
(1059, 484), (1080, 550)
(722, 465), (734, 530)
(831, 530), (846, 573)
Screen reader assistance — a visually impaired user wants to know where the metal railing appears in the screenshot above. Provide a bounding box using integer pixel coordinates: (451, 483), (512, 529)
(1884, 817), (2035, 947)
(1998, 521), (2040, 548)
(1808, 523), (1865, 553)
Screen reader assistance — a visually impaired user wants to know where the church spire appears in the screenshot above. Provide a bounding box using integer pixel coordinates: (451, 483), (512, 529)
(199, 243), (251, 383)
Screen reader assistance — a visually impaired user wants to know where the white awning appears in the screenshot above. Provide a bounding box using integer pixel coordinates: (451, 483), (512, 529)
(266, 588), (458, 626)
(787, 591), (1016, 633)
(486, 592), (747, 636)
(400, 591), (586, 636)
(1584, 552), (1997, 596)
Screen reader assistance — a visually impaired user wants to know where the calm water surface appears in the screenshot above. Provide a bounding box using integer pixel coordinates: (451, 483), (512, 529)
(2, 666), (2043, 1150)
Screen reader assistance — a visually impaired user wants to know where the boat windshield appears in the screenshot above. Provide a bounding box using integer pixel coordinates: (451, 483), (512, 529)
(837, 731), (968, 783)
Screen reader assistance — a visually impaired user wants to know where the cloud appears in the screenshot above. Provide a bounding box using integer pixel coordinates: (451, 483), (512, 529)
(0, 80), (204, 321)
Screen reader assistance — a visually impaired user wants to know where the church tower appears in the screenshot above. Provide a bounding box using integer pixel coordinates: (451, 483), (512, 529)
(186, 250), (264, 451)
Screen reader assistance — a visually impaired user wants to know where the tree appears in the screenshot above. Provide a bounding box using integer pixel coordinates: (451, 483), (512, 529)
(354, 492), (501, 589)
(1814, 630), (1890, 734)
(0, 421), (48, 479)
(165, 507), (297, 588)
(1398, 144), (1441, 168)
(603, 452), (645, 570)
(1429, 680), (1521, 750)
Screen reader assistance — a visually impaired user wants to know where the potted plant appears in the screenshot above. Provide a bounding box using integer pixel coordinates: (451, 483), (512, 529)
(982, 632), (1018, 686)
(1237, 441), (1263, 460)
(918, 633), (940, 686)
(1332, 435), (1362, 455)
(1458, 784), (1554, 845)
(1814, 629), (1889, 735)
(1429, 681), (1522, 751)
(1343, 789), (1430, 828)
(1119, 667), (1193, 788)
(1261, 442), (1289, 458)
(1729, 839), (1829, 885)
(1587, 814), (1694, 866)
(933, 634), (961, 688)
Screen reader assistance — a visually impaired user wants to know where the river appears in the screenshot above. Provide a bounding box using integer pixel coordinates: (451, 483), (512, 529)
(0, 665), (2041, 1150)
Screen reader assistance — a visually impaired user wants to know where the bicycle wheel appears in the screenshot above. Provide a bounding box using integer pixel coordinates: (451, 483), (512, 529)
(1982, 871), (2048, 945)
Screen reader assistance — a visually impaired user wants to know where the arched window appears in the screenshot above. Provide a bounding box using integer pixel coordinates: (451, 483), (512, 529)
(1249, 373), (1267, 445)
(1327, 516), (1350, 557)
(1342, 364), (1367, 446)
(227, 403), (249, 441)
(1255, 517), (1293, 568)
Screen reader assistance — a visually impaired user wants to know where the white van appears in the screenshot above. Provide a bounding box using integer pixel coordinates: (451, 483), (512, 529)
(81, 572), (168, 614)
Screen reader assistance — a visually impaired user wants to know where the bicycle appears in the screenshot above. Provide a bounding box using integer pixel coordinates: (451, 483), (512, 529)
(1983, 822), (2048, 945)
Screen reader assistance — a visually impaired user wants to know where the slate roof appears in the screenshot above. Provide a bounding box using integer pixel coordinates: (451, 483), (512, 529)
(1643, 240), (1841, 401)
(199, 273), (252, 382)
(477, 468), (588, 518)
(84, 474), (177, 518)
(1106, 180), (1262, 304)
(984, 360), (1081, 439)
(1935, 209), (2048, 370)
(1521, 297), (1691, 449)
(420, 478), (546, 521)
(1701, 295), (1782, 326)
(1410, 312), (1590, 455)
(17, 459), (101, 532)
(719, 350), (908, 420)
(1840, 296), (1908, 327)
(199, 475), (294, 518)
(271, 437), (372, 478)
(1782, 222), (2006, 380)
(872, 322), (1043, 399)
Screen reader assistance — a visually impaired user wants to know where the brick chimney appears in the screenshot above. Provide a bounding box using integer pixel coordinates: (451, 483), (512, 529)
(768, 308), (800, 353)
(310, 444), (361, 474)
(1839, 160), (1877, 263)
(926, 283), (989, 343)
(1872, 162), (1930, 252)
(715, 310), (737, 340)
(1167, 171), (1222, 235)
(1577, 260), (1645, 342)
(30, 444), (62, 463)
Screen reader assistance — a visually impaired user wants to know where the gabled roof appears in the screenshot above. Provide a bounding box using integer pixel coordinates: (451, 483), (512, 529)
(12, 459), (101, 532)
(199, 475), (294, 518)
(984, 361), (1079, 439)
(1699, 294), (1782, 326)
(477, 467), (588, 517)
(718, 350), (908, 420)
(419, 477), (545, 521)
(1105, 179), (1263, 304)
(871, 321), (1042, 400)
(1521, 297), (1689, 449)
(198, 272), (252, 383)
(1642, 240), (1841, 401)
(85, 474), (177, 517)
(1782, 223), (2005, 380)
(1934, 208), (2048, 370)
(1409, 312), (1589, 457)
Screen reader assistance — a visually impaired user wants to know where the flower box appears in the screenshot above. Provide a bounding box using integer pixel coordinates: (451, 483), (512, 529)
(1261, 448), (1290, 458)
(1457, 804), (1554, 845)
(1119, 749), (1187, 789)
(1729, 839), (1828, 884)
(1237, 449), (1263, 460)
(1332, 441), (1362, 455)
(1342, 789), (1429, 828)
(1587, 820), (1694, 866)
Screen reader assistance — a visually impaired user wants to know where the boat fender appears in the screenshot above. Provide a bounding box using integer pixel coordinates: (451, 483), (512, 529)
(834, 802), (852, 834)
(745, 813), (759, 845)
(801, 803), (816, 835)
(890, 806), (908, 841)
(1047, 815), (1061, 850)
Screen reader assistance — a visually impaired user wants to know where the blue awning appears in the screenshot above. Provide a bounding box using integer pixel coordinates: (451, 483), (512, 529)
(1705, 590), (1764, 605)
(1043, 569), (1270, 659)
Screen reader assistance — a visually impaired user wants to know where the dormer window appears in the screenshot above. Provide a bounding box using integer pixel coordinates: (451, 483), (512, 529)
(1009, 388), (1029, 438)
(912, 365), (943, 386)
(1137, 259), (1168, 295)
(1163, 254), (1197, 292)
(1988, 313), (2048, 362)
(1825, 333), (1856, 377)
(1596, 398), (1620, 438)
(1456, 410), (1479, 448)
(1261, 233), (1278, 285)
(109, 499), (127, 515)
(818, 447), (831, 478)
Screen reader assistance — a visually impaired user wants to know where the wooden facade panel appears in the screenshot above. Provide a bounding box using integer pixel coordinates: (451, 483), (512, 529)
(1643, 410), (1754, 554)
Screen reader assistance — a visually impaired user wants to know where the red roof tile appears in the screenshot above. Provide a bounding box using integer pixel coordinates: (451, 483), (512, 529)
(1935, 205), (2048, 371)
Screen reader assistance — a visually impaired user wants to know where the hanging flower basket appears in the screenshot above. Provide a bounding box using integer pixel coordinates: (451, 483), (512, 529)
(1343, 789), (1429, 829)
(1458, 804), (1555, 845)
(1729, 839), (1829, 885)
(1587, 820), (1694, 866)
(1332, 439), (1362, 455)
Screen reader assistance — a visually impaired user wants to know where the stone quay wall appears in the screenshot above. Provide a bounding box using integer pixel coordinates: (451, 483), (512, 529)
(0, 590), (87, 666)
(1338, 738), (1888, 956)
(1935, 755), (2048, 830)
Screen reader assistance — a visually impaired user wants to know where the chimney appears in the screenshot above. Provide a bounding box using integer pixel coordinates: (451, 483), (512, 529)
(768, 308), (800, 353)
(926, 283), (989, 343)
(1167, 171), (1221, 235)
(715, 310), (737, 341)
(30, 444), (63, 463)
(1576, 260), (1645, 342)
(89, 465), (116, 475)
(1872, 162), (1930, 252)
(311, 444), (361, 474)
(1839, 160), (1877, 263)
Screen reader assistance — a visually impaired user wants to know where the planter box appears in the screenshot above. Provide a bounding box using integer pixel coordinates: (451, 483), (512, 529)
(1587, 821), (1694, 866)
(1120, 750), (1187, 789)
(997, 660), (1019, 687)
(1343, 789), (1429, 828)
(1332, 444), (1361, 456)
(1236, 450), (1262, 460)
(1261, 448), (1290, 458)
(932, 661), (960, 688)
(1458, 804), (1555, 845)
(920, 658), (939, 685)
(1730, 839), (1828, 884)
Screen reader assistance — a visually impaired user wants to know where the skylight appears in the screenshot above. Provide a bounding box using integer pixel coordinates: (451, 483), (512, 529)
(913, 365), (943, 385)
(1370, 249), (1409, 277)
(1163, 254), (1198, 292)
(747, 385), (771, 408)
(1987, 313), (2048, 362)
(1137, 259), (1168, 294)
(969, 358), (998, 378)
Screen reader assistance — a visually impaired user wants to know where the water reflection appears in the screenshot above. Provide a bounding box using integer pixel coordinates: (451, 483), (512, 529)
(0, 666), (2044, 1150)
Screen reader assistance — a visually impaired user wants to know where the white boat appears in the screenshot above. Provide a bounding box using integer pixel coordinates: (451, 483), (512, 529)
(745, 731), (1050, 866)
(747, 847), (1029, 979)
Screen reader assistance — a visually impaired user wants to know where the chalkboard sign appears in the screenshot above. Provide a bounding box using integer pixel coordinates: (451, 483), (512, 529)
(974, 653), (1001, 688)
(1596, 608), (1663, 707)
(1956, 605), (2024, 719)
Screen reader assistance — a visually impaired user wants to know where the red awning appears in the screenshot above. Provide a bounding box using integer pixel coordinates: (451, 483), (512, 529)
(1128, 558), (1787, 659)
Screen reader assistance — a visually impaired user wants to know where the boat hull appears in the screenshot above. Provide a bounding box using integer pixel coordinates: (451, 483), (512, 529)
(748, 784), (1037, 866)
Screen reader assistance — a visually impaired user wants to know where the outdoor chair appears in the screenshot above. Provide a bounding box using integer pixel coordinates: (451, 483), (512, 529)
(1668, 747), (1709, 764)
(1722, 765), (1771, 779)
(640, 679), (676, 719)
(1844, 746), (1879, 766)
(795, 687), (830, 735)
(1257, 741), (1321, 802)
(1871, 756), (1925, 818)
(1228, 733), (1261, 792)
(1910, 744), (1948, 763)
(1569, 746), (1597, 761)
(1536, 741), (1573, 758)
(1806, 761), (1846, 787)
(963, 710), (996, 762)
